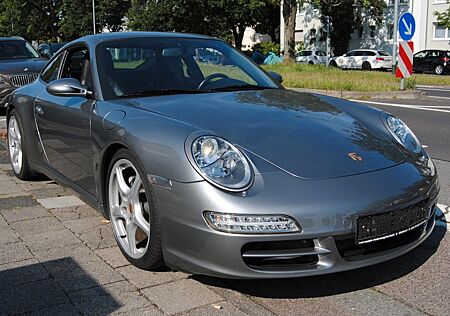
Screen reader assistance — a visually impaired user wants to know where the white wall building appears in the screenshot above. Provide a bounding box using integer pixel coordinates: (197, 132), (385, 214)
(280, 0), (450, 54)
(241, 27), (272, 51)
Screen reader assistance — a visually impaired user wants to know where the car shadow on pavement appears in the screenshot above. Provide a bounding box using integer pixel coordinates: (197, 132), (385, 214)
(0, 257), (121, 315)
(194, 216), (447, 299)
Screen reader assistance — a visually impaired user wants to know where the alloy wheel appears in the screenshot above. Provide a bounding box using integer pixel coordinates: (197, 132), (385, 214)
(109, 159), (150, 259)
(8, 116), (23, 174)
(435, 65), (444, 75)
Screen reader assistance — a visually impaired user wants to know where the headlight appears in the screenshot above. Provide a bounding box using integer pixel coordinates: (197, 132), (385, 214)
(385, 114), (422, 154)
(191, 136), (253, 191)
(204, 211), (301, 234)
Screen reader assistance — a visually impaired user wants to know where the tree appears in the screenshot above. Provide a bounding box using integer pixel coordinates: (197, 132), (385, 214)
(59, 0), (131, 41)
(0, 0), (130, 42)
(282, 0), (298, 61)
(435, 4), (450, 28)
(0, 0), (60, 42)
(312, 0), (386, 55)
(127, 0), (278, 49)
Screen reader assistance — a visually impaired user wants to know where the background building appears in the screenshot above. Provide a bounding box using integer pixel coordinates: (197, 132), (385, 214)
(280, 0), (450, 55)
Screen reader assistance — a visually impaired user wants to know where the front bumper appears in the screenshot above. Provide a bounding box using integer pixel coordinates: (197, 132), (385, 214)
(155, 159), (439, 279)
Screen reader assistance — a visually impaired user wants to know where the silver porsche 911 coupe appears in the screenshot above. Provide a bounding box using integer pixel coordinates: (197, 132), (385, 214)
(6, 32), (439, 278)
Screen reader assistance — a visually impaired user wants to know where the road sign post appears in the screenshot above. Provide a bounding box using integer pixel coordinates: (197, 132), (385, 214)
(397, 12), (416, 90)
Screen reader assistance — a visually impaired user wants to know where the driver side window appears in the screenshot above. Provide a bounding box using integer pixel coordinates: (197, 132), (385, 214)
(41, 53), (64, 83)
(61, 47), (92, 89)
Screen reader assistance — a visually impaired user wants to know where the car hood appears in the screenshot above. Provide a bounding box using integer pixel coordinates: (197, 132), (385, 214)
(0, 58), (47, 74)
(127, 89), (405, 179)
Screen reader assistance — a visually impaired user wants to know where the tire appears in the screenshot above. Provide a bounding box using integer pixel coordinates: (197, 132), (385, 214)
(329, 60), (337, 68)
(308, 61), (314, 65)
(435, 65), (444, 75)
(362, 62), (372, 71)
(106, 148), (164, 270)
(7, 109), (39, 180)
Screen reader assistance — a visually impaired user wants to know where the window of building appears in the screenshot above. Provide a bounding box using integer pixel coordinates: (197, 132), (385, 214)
(434, 24), (450, 39)
(388, 0), (409, 5)
(386, 23), (394, 40)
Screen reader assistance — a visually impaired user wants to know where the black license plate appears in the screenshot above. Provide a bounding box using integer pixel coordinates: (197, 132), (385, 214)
(356, 201), (430, 244)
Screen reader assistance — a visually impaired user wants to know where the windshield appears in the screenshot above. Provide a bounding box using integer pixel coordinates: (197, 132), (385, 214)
(0, 41), (40, 60)
(96, 37), (279, 99)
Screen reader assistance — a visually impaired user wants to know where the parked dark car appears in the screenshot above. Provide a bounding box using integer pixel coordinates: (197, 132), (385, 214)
(36, 42), (66, 59)
(0, 37), (48, 111)
(5, 32), (439, 279)
(413, 50), (450, 75)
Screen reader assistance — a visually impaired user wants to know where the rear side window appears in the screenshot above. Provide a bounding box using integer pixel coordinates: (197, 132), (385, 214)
(297, 51), (312, 56)
(362, 51), (376, 56)
(378, 51), (390, 56)
(429, 51), (441, 58)
(41, 53), (64, 83)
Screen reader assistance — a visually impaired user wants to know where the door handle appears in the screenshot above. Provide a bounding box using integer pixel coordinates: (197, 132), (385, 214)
(35, 105), (44, 116)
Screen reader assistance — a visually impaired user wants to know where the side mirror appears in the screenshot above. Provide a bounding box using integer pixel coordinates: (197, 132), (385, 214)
(268, 71), (283, 84)
(46, 78), (90, 97)
(342, 54), (347, 57)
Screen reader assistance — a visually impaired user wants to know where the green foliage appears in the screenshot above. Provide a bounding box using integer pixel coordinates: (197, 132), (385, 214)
(262, 63), (450, 92)
(127, 0), (280, 49)
(254, 41), (281, 56)
(435, 3), (450, 28)
(306, 0), (386, 55)
(0, 0), (130, 42)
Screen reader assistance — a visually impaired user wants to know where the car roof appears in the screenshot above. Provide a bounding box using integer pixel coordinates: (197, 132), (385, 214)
(74, 31), (216, 46)
(0, 36), (26, 41)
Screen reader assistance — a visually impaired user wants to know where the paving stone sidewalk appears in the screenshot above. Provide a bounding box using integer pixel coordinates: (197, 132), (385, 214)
(0, 143), (449, 316)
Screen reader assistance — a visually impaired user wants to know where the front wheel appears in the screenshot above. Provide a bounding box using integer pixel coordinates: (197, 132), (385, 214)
(7, 109), (39, 180)
(435, 65), (444, 75)
(107, 148), (164, 270)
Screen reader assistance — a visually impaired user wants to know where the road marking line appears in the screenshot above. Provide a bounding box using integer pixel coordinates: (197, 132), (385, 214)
(350, 100), (450, 114)
(436, 204), (449, 232)
(427, 96), (450, 100)
(416, 86), (450, 92)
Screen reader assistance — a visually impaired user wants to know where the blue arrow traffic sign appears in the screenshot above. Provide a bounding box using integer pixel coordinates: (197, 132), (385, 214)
(398, 12), (415, 41)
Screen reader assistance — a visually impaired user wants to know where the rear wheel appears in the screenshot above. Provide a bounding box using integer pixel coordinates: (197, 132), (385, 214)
(107, 149), (164, 270)
(435, 65), (444, 75)
(7, 109), (39, 180)
(362, 62), (372, 71)
(329, 60), (337, 67)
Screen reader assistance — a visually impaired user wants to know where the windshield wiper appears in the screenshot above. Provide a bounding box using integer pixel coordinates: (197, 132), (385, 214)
(209, 85), (276, 92)
(119, 89), (211, 98)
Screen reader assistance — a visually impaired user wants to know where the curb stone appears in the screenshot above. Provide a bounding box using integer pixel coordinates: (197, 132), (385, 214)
(288, 87), (423, 100)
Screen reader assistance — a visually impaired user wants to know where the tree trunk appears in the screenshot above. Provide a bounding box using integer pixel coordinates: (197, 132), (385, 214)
(283, 0), (297, 61)
(233, 25), (245, 50)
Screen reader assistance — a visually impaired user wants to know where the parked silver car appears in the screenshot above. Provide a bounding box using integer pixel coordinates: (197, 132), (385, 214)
(296, 49), (327, 65)
(6, 32), (439, 279)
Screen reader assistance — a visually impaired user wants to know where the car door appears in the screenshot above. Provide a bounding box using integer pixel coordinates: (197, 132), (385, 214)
(413, 51), (427, 72)
(426, 51), (440, 72)
(34, 45), (97, 196)
(353, 51), (366, 69)
(340, 51), (355, 68)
